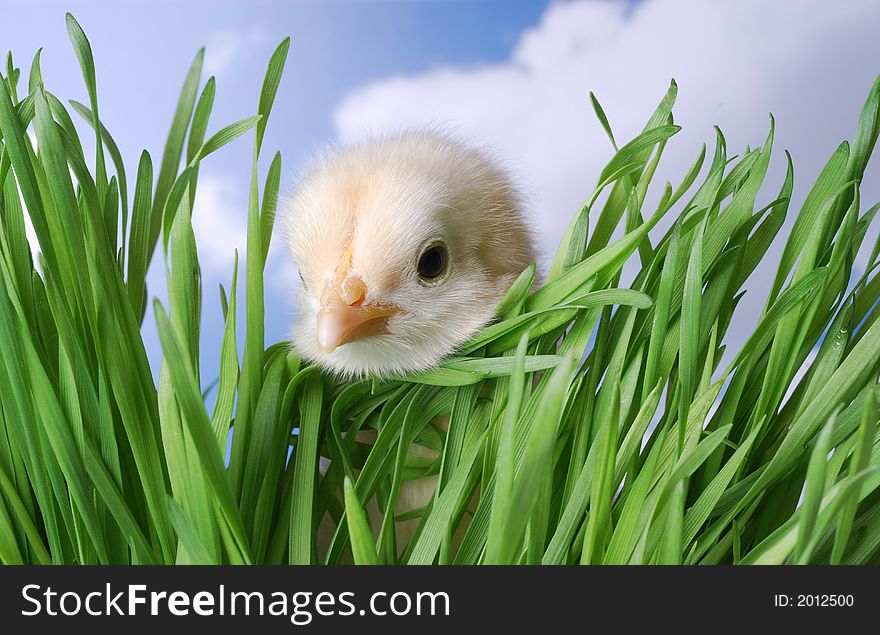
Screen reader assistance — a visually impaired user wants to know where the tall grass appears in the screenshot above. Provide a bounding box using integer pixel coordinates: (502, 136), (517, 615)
(1, 15), (879, 565)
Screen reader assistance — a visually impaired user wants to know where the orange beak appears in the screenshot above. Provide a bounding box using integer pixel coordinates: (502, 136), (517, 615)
(316, 276), (397, 353)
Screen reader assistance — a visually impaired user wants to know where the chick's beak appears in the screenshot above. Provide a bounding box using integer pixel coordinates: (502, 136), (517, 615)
(316, 276), (397, 353)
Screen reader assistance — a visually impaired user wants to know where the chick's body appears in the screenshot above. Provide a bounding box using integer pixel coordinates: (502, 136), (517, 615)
(286, 131), (535, 555)
(286, 131), (535, 378)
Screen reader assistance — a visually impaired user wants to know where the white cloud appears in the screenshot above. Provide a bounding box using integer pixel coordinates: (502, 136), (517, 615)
(190, 171), (298, 292)
(333, 0), (880, 346)
(19, 130), (59, 262)
(16, 180), (41, 262)
(191, 173), (248, 273)
(204, 26), (268, 79)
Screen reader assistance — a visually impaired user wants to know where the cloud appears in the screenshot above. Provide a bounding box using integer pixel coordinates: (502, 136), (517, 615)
(333, 0), (880, 345)
(190, 171), (298, 293)
(15, 180), (41, 263)
(204, 26), (268, 78)
(191, 172), (248, 273)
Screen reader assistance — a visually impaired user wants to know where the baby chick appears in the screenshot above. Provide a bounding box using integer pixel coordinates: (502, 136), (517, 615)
(285, 130), (535, 378)
(287, 131), (535, 557)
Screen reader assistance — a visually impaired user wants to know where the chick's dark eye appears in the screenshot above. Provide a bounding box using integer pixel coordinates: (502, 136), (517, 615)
(417, 243), (448, 282)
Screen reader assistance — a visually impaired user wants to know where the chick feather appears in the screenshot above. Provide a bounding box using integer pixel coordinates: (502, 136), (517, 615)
(285, 130), (535, 378)
(285, 130), (536, 555)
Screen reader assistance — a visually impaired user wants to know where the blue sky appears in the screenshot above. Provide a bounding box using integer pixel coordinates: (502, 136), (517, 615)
(2, 0), (551, 381)
(3, 1), (548, 157)
(3, 0), (879, 386)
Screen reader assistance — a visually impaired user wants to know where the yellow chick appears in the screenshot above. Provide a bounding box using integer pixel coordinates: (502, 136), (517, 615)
(285, 130), (535, 378)
(286, 130), (535, 557)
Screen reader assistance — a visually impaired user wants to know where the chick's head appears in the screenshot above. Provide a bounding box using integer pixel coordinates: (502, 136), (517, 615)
(286, 131), (535, 378)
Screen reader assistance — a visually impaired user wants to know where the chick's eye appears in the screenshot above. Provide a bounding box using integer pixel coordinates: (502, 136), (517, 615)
(417, 242), (448, 283)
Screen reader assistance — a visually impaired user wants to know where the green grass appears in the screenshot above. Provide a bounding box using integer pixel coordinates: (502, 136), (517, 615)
(0, 14), (879, 565)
